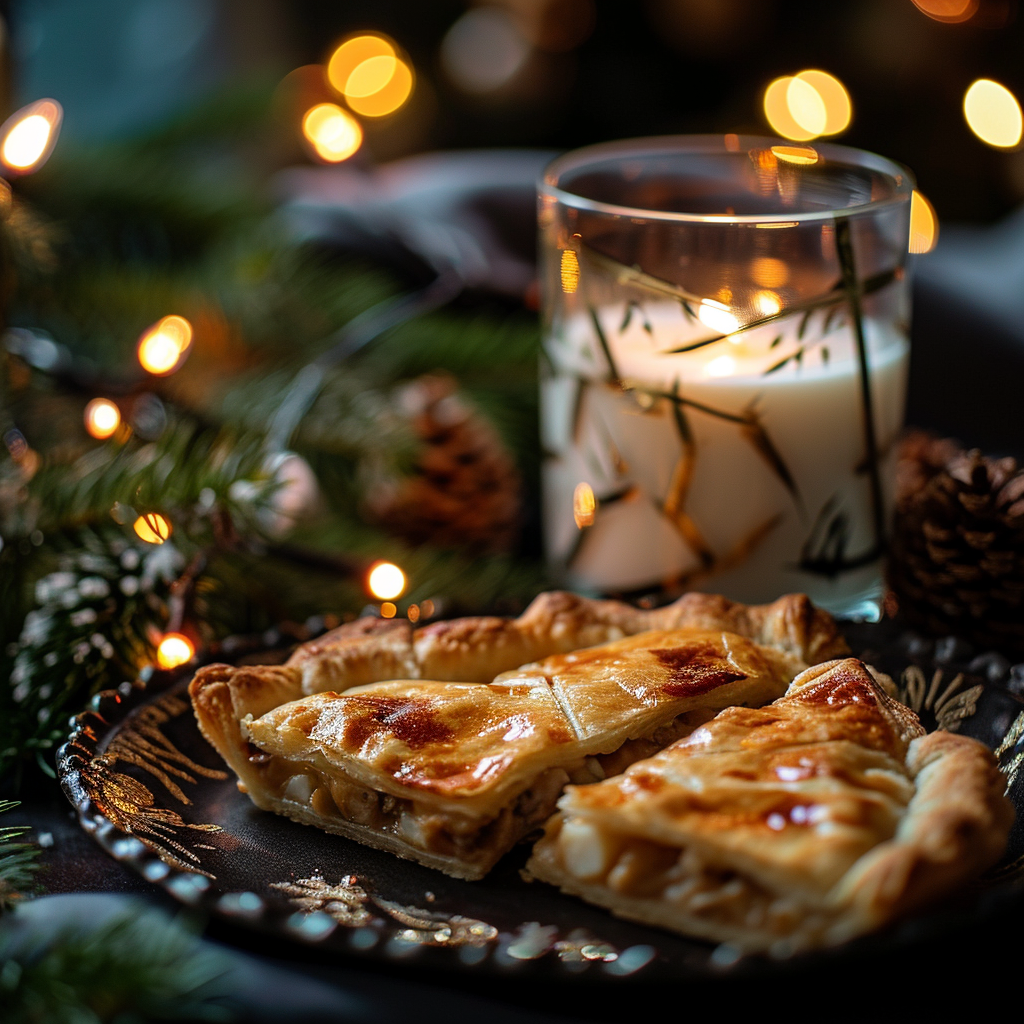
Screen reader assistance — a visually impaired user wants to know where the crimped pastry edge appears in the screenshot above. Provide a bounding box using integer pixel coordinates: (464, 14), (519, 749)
(524, 665), (1014, 952)
(188, 590), (848, 880)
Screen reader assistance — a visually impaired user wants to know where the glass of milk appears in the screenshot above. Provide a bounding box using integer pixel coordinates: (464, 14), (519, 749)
(539, 136), (914, 616)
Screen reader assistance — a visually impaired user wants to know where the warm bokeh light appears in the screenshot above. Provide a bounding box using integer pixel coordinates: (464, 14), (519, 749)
(750, 257), (790, 288)
(705, 355), (737, 378)
(764, 77), (816, 142)
(911, 0), (978, 22)
(753, 290), (783, 317)
(560, 249), (580, 293)
(407, 603), (421, 623)
(909, 191), (939, 254)
(795, 70), (851, 135)
(770, 144), (819, 165)
(134, 513), (172, 544)
(302, 103), (363, 162)
(327, 34), (394, 93)
(0, 99), (62, 173)
(963, 79), (1023, 149)
(138, 315), (193, 375)
(368, 561), (406, 600)
(786, 77), (827, 137)
(573, 482), (596, 528)
(346, 58), (413, 117)
(764, 71), (851, 141)
(84, 398), (121, 440)
(380, 601), (397, 618)
(326, 32), (413, 117)
(157, 633), (194, 670)
(344, 54), (398, 98)
(697, 298), (740, 335)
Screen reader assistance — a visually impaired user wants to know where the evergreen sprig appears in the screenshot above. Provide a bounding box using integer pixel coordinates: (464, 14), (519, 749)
(0, 905), (235, 1023)
(0, 81), (549, 787)
(0, 801), (38, 911)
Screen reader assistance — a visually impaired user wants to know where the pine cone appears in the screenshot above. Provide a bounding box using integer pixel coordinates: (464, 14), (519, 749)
(888, 430), (1024, 654)
(365, 374), (521, 553)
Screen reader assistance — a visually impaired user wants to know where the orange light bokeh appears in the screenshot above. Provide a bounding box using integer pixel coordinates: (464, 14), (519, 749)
(345, 59), (413, 117)
(795, 70), (851, 135)
(138, 315), (193, 375)
(909, 191), (939, 254)
(770, 144), (819, 165)
(326, 34), (395, 93)
(157, 633), (194, 670)
(325, 32), (413, 118)
(84, 398), (121, 439)
(963, 79), (1023, 149)
(560, 249), (580, 294)
(911, 0), (977, 22)
(764, 77), (816, 142)
(764, 71), (851, 141)
(302, 103), (363, 162)
(367, 561), (406, 600)
(573, 482), (597, 528)
(0, 99), (62, 173)
(133, 513), (173, 544)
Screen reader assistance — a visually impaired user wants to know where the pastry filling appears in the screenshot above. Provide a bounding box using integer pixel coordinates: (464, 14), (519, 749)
(247, 749), (578, 869)
(243, 711), (705, 870)
(549, 815), (833, 939)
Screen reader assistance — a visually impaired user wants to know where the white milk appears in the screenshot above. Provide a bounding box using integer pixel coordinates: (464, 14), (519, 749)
(542, 301), (909, 611)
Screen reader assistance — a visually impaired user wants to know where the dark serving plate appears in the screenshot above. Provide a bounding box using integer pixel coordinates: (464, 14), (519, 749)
(57, 619), (1024, 986)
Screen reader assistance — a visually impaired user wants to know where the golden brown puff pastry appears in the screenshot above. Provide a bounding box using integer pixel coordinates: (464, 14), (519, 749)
(526, 658), (1013, 952)
(190, 592), (847, 880)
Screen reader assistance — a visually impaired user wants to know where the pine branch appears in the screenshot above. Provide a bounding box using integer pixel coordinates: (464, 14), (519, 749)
(0, 801), (38, 911)
(0, 905), (235, 1022)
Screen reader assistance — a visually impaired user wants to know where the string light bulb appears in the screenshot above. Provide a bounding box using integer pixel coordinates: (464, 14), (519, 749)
(302, 102), (363, 163)
(367, 561), (406, 600)
(0, 99), (62, 174)
(138, 315), (193, 375)
(84, 398), (121, 440)
(133, 513), (172, 544)
(157, 633), (194, 670)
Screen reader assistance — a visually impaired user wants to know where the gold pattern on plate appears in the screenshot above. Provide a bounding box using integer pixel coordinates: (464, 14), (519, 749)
(82, 691), (228, 877)
(271, 873), (498, 946)
(995, 710), (1024, 797)
(898, 666), (982, 733)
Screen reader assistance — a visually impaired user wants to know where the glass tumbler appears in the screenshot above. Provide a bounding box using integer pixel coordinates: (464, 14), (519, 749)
(538, 135), (914, 615)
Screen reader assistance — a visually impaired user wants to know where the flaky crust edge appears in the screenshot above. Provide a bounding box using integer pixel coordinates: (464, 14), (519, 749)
(526, 728), (1013, 952)
(189, 590), (847, 778)
(188, 662), (302, 796)
(825, 729), (1014, 944)
(188, 590), (848, 879)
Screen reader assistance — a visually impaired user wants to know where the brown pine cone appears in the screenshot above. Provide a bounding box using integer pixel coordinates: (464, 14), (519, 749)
(888, 430), (1024, 654)
(364, 374), (521, 553)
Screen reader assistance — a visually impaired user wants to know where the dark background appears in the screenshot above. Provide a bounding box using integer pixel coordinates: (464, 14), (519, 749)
(9, 0), (1024, 223)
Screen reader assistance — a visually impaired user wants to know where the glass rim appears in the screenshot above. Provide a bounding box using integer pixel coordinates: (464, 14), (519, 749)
(540, 134), (916, 225)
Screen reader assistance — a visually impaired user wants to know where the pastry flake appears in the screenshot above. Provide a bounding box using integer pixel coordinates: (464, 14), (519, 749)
(190, 591), (847, 880)
(526, 658), (1014, 951)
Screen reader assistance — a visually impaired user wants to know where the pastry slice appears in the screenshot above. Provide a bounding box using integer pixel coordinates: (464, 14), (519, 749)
(526, 658), (1013, 951)
(190, 592), (847, 879)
